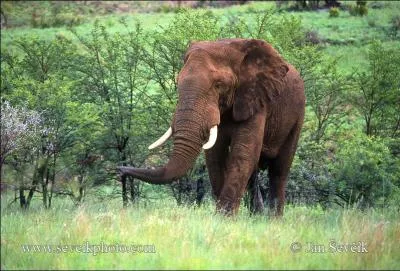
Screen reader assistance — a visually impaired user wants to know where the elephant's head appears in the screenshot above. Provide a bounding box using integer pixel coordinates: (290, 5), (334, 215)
(118, 39), (289, 184)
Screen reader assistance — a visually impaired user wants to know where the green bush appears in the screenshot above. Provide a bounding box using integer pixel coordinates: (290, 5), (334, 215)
(389, 15), (400, 37)
(155, 4), (182, 13)
(358, 5), (368, 16)
(369, 1), (385, 9)
(54, 12), (83, 27)
(329, 7), (339, 18)
(30, 9), (84, 28)
(348, 1), (368, 16)
(367, 16), (377, 27)
(3, 7), (400, 210)
(348, 5), (358, 16)
(331, 134), (400, 208)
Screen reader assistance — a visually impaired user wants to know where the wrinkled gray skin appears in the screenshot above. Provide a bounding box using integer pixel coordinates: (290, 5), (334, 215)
(118, 38), (305, 216)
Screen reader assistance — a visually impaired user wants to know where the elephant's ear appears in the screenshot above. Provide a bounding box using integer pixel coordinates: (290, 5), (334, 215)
(233, 39), (289, 121)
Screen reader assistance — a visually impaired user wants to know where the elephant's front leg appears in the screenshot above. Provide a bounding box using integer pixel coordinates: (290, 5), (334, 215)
(205, 130), (230, 200)
(217, 113), (266, 215)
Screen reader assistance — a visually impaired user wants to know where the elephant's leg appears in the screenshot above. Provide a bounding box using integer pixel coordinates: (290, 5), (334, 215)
(205, 133), (230, 200)
(267, 170), (288, 217)
(268, 122), (302, 217)
(217, 113), (266, 215)
(247, 170), (265, 215)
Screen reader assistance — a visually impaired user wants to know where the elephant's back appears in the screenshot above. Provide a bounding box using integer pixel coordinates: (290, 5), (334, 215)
(285, 63), (306, 102)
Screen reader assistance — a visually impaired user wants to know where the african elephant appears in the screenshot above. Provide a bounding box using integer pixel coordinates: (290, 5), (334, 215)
(118, 38), (305, 216)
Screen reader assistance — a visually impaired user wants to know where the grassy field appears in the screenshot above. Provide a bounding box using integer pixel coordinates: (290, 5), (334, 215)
(1, 195), (399, 270)
(2, 2), (399, 46)
(1, 1), (399, 76)
(2, 1), (400, 270)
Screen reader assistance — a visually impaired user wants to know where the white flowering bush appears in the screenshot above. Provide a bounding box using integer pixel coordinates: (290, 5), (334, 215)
(0, 101), (43, 171)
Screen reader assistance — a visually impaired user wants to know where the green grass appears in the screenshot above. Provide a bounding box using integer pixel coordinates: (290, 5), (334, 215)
(299, 2), (400, 42)
(2, 1), (399, 73)
(323, 39), (400, 72)
(1, 12), (175, 50)
(1, 195), (399, 270)
(1, 2), (400, 270)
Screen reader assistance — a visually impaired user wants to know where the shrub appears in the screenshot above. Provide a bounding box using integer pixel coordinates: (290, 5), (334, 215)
(369, 1), (385, 9)
(304, 30), (322, 45)
(54, 12), (83, 27)
(367, 17), (377, 27)
(30, 7), (84, 28)
(155, 4), (175, 13)
(348, 1), (368, 16)
(331, 134), (399, 208)
(389, 15), (400, 37)
(329, 7), (339, 18)
(5, 6), (399, 210)
(358, 4), (368, 16)
(348, 5), (358, 16)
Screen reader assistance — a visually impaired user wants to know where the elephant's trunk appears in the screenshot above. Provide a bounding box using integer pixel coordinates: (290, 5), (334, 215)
(118, 112), (206, 184)
(118, 77), (220, 184)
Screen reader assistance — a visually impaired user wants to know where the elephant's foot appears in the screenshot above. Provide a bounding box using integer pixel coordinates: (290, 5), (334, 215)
(268, 197), (284, 217)
(216, 199), (239, 216)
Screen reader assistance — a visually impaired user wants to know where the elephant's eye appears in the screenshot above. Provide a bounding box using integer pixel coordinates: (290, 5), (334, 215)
(215, 81), (226, 93)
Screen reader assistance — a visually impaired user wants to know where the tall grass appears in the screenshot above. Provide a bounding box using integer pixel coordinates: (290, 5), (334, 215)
(1, 194), (399, 269)
(1, 2), (399, 269)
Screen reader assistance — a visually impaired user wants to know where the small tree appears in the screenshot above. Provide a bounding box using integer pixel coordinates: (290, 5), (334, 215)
(0, 100), (42, 179)
(70, 20), (149, 207)
(2, 35), (78, 208)
(0, 101), (43, 207)
(353, 41), (400, 138)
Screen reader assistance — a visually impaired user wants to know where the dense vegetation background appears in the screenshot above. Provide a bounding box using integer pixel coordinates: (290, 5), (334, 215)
(1, 1), (399, 269)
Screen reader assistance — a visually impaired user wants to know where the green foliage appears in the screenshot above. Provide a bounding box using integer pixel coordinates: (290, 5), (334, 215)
(348, 1), (368, 17)
(352, 41), (400, 138)
(1, 3), (399, 210)
(13, 35), (75, 82)
(145, 8), (221, 113)
(61, 101), (106, 193)
(367, 16), (378, 28)
(155, 4), (182, 14)
(1, 35), (81, 208)
(220, 8), (305, 56)
(304, 30), (322, 45)
(288, 141), (335, 207)
(0, 5), (399, 270)
(31, 4), (84, 29)
(0, 101), (42, 172)
(69, 19), (151, 163)
(389, 15), (400, 37)
(329, 7), (339, 18)
(331, 133), (400, 208)
(305, 55), (351, 142)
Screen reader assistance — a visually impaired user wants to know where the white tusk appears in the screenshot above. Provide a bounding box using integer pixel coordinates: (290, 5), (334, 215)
(202, 126), (218, 150)
(148, 127), (173, 150)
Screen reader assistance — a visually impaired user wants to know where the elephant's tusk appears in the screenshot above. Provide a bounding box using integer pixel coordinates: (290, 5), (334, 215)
(148, 127), (173, 150)
(202, 126), (218, 150)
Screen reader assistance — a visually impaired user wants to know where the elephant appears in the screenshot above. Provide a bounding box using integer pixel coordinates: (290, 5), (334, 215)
(118, 38), (305, 216)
